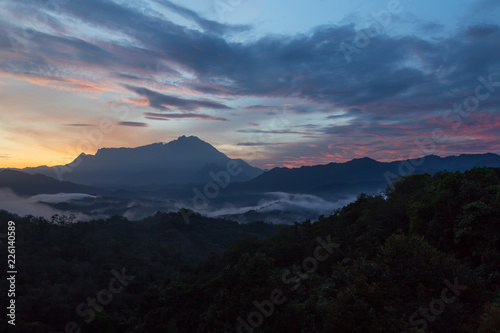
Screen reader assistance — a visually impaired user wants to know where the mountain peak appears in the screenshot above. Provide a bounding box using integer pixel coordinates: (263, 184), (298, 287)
(168, 135), (213, 149)
(178, 135), (196, 140)
(349, 157), (378, 164)
(19, 135), (262, 187)
(173, 135), (204, 144)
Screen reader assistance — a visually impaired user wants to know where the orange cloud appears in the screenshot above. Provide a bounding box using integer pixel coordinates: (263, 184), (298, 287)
(126, 97), (149, 106)
(1, 71), (119, 94)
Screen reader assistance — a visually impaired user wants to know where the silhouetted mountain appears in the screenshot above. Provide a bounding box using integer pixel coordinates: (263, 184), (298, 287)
(0, 169), (99, 196)
(20, 136), (263, 187)
(223, 153), (500, 198)
(4, 152), (500, 222)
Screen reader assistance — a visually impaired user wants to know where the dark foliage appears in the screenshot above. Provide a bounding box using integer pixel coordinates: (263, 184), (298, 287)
(1, 167), (499, 332)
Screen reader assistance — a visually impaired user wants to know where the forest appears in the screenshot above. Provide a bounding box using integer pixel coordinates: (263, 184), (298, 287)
(1, 167), (499, 332)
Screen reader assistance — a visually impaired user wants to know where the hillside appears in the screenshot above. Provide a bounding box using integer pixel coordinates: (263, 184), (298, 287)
(1, 167), (499, 332)
(0, 169), (100, 196)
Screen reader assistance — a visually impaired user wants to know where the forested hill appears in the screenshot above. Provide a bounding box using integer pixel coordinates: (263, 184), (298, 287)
(1, 167), (500, 332)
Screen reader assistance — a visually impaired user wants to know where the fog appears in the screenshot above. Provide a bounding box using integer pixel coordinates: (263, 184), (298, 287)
(30, 193), (97, 204)
(0, 189), (358, 224)
(203, 192), (358, 224)
(0, 189), (90, 220)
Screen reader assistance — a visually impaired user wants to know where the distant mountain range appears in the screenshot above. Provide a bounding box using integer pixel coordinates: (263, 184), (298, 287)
(0, 169), (100, 196)
(2, 136), (500, 197)
(225, 153), (500, 196)
(1, 136), (500, 222)
(17, 135), (263, 187)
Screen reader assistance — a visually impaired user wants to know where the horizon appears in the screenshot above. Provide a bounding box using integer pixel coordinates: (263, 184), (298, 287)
(1, 0), (500, 169)
(1, 134), (499, 171)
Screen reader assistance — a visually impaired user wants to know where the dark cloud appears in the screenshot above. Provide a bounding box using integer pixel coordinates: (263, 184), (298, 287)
(418, 22), (445, 34)
(243, 105), (273, 111)
(3, 0), (499, 120)
(1, 0), (500, 160)
(466, 24), (500, 38)
(117, 121), (149, 127)
(125, 85), (230, 111)
(469, 0), (500, 13)
(237, 129), (304, 134)
(144, 112), (230, 121)
(64, 124), (93, 127)
(237, 142), (288, 146)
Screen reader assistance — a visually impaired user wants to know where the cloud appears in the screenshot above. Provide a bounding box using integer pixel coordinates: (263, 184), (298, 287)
(1, 0), (500, 166)
(237, 129), (304, 134)
(237, 142), (288, 146)
(2, 1), (500, 119)
(125, 85), (231, 111)
(243, 105), (275, 112)
(201, 192), (357, 224)
(144, 112), (230, 121)
(466, 24), (500, 38)
(65, 123), (93, 127)
(117, 121), (149, 127)
(152, 0), (250, 35)
(0, 189), (89, 219)
(30, 193), (97, 204)
(468, 0), (500, 14)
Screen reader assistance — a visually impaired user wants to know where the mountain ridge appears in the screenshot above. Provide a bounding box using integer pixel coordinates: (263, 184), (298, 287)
(0, 169), (100, 196)
(4, 136), (500, 201)
(1, 149), (500, 220)
(16, 136), (263, 187)
(222, 152), (500, 197)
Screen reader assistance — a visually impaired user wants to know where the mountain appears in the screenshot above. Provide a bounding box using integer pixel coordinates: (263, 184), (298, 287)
(0, 169), (99, 196)
(4, 151), (500, 221)
(20, 136), (263, 187)
(222, 153), (500, 199)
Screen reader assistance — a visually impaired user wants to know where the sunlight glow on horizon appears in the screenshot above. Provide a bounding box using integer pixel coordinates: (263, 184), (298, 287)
(1, 0), (499, 169)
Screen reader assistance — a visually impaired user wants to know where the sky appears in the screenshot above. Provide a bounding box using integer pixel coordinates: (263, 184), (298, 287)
(0, 0), (499, 169)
